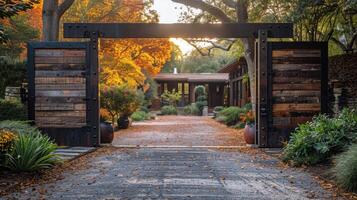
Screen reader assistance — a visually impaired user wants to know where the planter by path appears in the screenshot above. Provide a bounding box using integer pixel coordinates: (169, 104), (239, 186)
(244, 124), (256, 144)
(117, 116), (132, 129)
(100, 122), (114, 143)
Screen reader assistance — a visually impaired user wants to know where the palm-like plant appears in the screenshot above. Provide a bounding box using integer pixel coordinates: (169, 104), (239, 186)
(5, 132), (62, 172)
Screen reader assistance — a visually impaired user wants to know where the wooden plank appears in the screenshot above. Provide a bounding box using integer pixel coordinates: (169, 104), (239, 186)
(36, 116), (86, 124)
(35, 103), (86, 111)
(273, 83), (320, 91)
(35, 56), (85, 64)
(272, 50), (321, 58)
(273, 64), (320, 71)
(35, 111), (86, 117)
(272, 90), (320, 97)
(273, 103), (321, 112)
(35, 90), (85, 97)
(35, 49), (64, 57)
(273, 96), (320, 104)
(36, 83), (86, 90)
(273, 117), (313, 126)
(63, 50), (86, 57)
(35, 70), (85, 77)
(36, 97), (85, 104)
(272, 57), (321, 64)
(272, 110), (319, 117)
(273, 77), (321, 84)
(274, 70), (320, 79)
(35, 64), (86, 70)
(35, 77), (85, 84)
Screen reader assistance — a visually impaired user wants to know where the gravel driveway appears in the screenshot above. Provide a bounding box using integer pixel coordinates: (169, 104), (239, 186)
(4, 116), (335, 199)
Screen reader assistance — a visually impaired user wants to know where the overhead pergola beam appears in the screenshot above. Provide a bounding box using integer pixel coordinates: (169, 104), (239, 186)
(63, 23), (293, 39)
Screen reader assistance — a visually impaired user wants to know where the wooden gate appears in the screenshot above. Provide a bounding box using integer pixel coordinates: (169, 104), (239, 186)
(257, 42), (328, 148)
(27, 42), (99, 146)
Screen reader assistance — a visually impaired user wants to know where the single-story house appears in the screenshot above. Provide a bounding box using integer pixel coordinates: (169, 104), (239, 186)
(152, 57), (251, 109)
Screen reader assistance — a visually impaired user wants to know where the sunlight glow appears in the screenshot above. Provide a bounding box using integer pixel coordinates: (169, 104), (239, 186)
(153, 0), (194, 54)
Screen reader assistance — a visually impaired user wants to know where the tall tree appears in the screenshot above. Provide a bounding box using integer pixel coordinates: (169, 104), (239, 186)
(0, 0), (39, 43)
(172, 0), (257, 110)
(42, 0), (74, 41)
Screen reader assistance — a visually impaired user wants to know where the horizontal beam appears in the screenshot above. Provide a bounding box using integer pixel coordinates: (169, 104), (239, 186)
(63, 23), (293, 39)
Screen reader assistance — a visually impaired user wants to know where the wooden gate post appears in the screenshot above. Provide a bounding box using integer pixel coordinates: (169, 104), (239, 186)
(257, 29), (270, 147)
(88, 32), (100, 146)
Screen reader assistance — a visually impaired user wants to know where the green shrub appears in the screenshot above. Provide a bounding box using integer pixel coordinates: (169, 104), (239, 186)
(216, 107), (246, 126)
(213, 106), (224, 113)
(0, 61), (26, 98)
(161, 90), (181, 106)
(0, 99), (26, 121)
(0, 121), (38, 135)
(5, 132), (61, 172)
(333, 144), (357, 192)
(160, 105), (177, 115)
(131, 111), (150, 121)
(183, 103), (200, 116)
(194, 85), (208, 114)
(282, 108), (357, 166)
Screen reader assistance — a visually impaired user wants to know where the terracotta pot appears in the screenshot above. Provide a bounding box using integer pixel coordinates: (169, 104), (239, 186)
(100, 122), (114, 143)
(244, 124), (256, 144)
(117, 116), (131, 129)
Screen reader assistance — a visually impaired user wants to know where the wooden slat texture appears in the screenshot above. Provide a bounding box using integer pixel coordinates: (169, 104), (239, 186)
(272, 90), (320, 97)
(274, 70), (320, 79)
(35, 64), (86, 70)
(273, 83), (320, 91)
(35, 103), (86, 111)
(36, 111), (86, 117)
(273, 77), (321, 84)
(36, 97), (85, 103)
(35, 77), (85, 84)
(35, 90), (86, 97)
(35, 56), (85, 64)
(273, 64), (320, 71)
(273, 103), (320, 112)
(272, 49), (321, 58)
(35, 49), (85, 57)
(35, 70), (85, 77)
(272, 57), (321, 64)
(273, 96), (320, 104)
(36, 84), (86, 90)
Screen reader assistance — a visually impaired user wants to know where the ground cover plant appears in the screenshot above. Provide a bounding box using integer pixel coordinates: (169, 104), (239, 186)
(160, 105), (177, 115)
(333, 144), (357, 193)
(183, 103), (200, 116)
(0, 99), (26, 121)
(131, 111), (150, 121)
(0, 121), (61, 172)
(282, 108), (357, 166)
(215, 103), (252, 127)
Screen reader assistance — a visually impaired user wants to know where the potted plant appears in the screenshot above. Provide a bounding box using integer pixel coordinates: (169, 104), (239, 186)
(241, 111), (255, 144)
(100, 85), (143, 130)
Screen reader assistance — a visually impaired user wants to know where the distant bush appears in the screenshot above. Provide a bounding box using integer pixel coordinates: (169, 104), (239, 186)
(183, 103), (200, 116)
(216, 106), (246, 126)
(282, 108), (357, 166)
(0, 61), (26, 98)
(0, 99), (26, 121)
(0, 121), (38, 135)
(160, 105), (177, 115)
(194, 85), (208, 115)
(333, 144), (357, 192)
(131, 111), (150, 121)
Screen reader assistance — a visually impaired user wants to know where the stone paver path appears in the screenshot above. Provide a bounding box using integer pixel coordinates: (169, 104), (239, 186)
(113, 116), (246, 147)
(4, 116), (335, 199)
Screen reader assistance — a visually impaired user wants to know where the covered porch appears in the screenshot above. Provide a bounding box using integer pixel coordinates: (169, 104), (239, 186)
(154, 73), (229, 108)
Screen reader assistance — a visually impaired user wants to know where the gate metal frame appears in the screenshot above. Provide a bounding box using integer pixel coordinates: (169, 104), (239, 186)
(27, 42), (99, 146)
(256, 41), (329, 147)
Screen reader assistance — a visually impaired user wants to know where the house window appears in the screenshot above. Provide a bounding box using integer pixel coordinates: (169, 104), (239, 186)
(178, 82), (183, 94)
(184, 83), (189, 95)
(164, 83), (168, 92)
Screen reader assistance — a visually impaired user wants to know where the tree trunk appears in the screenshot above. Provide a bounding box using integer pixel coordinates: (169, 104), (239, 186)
(42, 0), (75, 41)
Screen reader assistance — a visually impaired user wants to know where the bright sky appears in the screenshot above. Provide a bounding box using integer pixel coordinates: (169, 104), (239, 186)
(153, 0), (194, 55)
